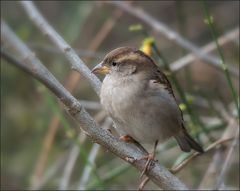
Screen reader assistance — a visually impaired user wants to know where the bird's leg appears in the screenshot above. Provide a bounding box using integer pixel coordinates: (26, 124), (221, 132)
(119, 136), (158, 178)
(119, 135), (147, 153)
(119, 135), (136, 143)
(139, 140), (158, 178)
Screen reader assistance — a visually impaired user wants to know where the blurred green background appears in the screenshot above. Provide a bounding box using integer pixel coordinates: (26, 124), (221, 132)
(1, 1), (239, 190)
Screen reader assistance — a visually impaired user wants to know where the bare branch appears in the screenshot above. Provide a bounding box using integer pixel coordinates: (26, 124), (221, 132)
(107, 1), (238, 77)
(85, 163), (130, 189)
(170, 137), (234, 174)
(59, 134), (83, 190)
(198, 149), (225, 189)
(197, 102), (239, 189)
(78, 144), (101, 189)
(59, 112), (106, 190)
(79, 100), (102, 110)
(214, 128), (239, 190)
(28, 43), (104, 59)
(1, 20), (188, 190)
(36, 153), (68, 190)
(30, 2), (121, 186)
(31, 116), (60, 189)
(77, 117), (112, 190)
(171, 28), (239, 76)
(19, 1), (101, 95)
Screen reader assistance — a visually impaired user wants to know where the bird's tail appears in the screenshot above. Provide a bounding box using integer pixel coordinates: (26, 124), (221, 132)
(175, 130), (204, 153)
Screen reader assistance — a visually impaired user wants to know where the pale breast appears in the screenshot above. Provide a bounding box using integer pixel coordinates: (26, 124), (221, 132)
(100, 74), (182, 144)
(100, 75), (144, 134)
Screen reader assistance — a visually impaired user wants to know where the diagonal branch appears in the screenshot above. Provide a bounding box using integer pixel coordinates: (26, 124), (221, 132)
(170, 137), (234, 174)
(214, 127), (239, 190)
(59, 111), (106, 190)
(198, 103), (238, 189)
(28, 2), (129, 188)
(1, 20), (188, 190)
(77, 117), (112, 190)
(19, 1), (101, 95)
(107, 1), (238, 77)
(30, 2), (120, 186)
(170, 28), (239, 74)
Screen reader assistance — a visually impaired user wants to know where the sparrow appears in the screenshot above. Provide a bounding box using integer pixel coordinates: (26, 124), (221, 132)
(92, 47), (204, 174)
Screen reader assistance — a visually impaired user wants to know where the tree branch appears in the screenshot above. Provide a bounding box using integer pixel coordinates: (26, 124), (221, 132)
(30, 2), (121, 186)
(59, 111), (106, 190)
(170, 28), (239, 75)
(170, 137), (234, 174)
(214, 128), (239, 190)
(19, 1), (101, 95)
(107, 1), (239, 77)
(77, 117), (112, 190)
(1, 20), (188, 190)
(198, 104), (238, 189)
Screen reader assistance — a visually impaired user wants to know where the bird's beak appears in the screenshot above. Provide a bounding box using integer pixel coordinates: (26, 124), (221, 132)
(91, 62), (110, 75)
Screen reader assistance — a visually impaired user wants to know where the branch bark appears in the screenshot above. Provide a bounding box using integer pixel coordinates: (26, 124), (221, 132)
(19, 1), (101, 95)
(170, 28), (239, 74)
(59, 111), (106, 190)
(77, 117), (112, 190)
(1, 20), (187, 190)
(198, 104), (239, 189)
(107, 1), (239, 77)
(214, 127), (239, 190)
(170, 137), (234, 174)
(31, 1), (120, 186)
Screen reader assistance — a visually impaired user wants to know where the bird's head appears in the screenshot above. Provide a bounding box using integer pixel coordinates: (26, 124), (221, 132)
(92, 47), (156, 77)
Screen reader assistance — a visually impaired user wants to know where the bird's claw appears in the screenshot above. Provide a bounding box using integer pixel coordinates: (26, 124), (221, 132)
(138, 154), (157, 178)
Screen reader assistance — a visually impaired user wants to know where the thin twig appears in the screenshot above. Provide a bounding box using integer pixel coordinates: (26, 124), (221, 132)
(28, 43), (104, 59)
(20, 1), (102, 95)
(85, 163), (130, 189)
(171, 28), (239, 74)
(138, 176), (150, 190)
(30, 116), (60, 189)
(170, 137), (234, 174)
(77, 117), (112, 190)
(1, 21), (188, 190)
(59, 111), (106, 190)
(107, 1), (238, 77)
(35, 153), (68, 190)
(198, 148), (225, 189)
(214, 128), (239, 190)
(77, 144), (101, 190)
(202, 1), (239, 117)
(198, 102), (238, 189)
(59, 133), (83, 190)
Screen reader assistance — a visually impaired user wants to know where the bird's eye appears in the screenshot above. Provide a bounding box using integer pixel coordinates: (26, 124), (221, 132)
(112, 62), (117, 66)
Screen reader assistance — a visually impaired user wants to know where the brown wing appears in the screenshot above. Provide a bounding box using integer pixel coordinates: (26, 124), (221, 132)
(153, 69), (176, 100)
(150, 63), (204, 152)
(136, 48), (185, 126)
(152, 68), (186, 127)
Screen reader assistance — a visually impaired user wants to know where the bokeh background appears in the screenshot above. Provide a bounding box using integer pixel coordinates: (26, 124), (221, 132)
(1, 1), (239, 190)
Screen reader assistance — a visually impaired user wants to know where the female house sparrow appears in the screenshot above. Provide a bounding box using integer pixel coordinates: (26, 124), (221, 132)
(92, 47), (203, 172)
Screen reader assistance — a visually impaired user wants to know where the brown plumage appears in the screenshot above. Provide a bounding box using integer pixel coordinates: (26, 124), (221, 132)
(92, 47), (204, 153)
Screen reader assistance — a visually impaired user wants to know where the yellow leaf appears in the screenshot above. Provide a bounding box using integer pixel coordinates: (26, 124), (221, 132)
(140, 37), (155, 56)
(179, 103), (187, 111)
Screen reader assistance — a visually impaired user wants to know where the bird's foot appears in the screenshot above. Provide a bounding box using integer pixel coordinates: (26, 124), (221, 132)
(138, 140), (159, 178)
(138, 153), (157, 178)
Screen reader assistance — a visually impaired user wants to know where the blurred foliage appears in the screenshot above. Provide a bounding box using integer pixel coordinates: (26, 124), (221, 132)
(1, 1), (239, 190)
